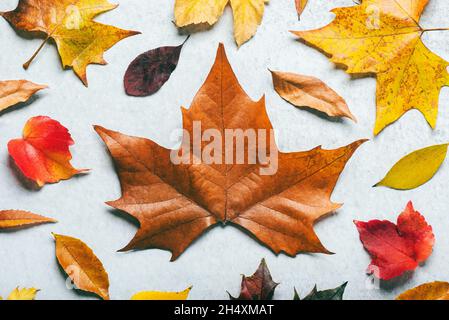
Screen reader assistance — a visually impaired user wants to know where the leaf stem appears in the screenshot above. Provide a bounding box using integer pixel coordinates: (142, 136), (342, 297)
(23, 36), (50, 70)
(422, 28), (449, 33)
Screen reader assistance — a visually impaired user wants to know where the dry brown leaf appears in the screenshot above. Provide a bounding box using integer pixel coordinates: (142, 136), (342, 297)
(0, 210), (56, 229)
(53, 233), (110, 300)
(0, 80), (46, 113)
(270, 70), (356, 121)
(95, 43), (366, 260)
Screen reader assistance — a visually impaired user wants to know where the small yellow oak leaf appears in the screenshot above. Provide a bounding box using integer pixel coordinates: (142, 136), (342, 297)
(1, 0), (140, 86)
(131, 287), (192, 300)
(5, 287), (39, 300)
(292, 0), (449, 135)
(175, 0), (269, 46)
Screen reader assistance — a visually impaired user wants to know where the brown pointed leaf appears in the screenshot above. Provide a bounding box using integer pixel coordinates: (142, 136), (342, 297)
(124, 37), (189, 96)
(0, 210), (56, 230)
(0, 80), (47, 112)
(229, 258), (278, 300)
(53, 233), (110, 300)
(270, 70), (356, 121)
(95, 43), (366, 260)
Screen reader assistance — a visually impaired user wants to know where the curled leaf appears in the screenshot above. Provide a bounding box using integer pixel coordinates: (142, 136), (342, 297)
(53, 233), (110, 300)
(8, 116), (87, 187)
(0, 80), (47, 113)
(0, 210), (56, 229)
(374, 144), (448, 190)
(131, 287), (192, 300)
(354, 202), (434, 280)
(397, 281), (449, 300)
(270, 70), (356, 121)
(124, 37), (189, 96)
(229, 259), (278, 300)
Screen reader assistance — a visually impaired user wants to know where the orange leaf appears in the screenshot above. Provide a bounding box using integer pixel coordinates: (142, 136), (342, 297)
(270, 70), (356, 121)
(95, 43), (366, 260)
(53, 233), (110, 300)
(8, 116), (87, 187)
(0, 80), (47, 112)
(0, 210), (56, 229)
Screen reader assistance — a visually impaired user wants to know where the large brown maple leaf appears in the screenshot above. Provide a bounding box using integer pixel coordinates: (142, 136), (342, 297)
(95, 44), (366, 260)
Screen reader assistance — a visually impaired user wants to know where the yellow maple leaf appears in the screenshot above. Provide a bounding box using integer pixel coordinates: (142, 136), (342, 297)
(1, 287), (39, 300)
(292, 0), (449, 135)
(175, 0), (269, 46)
(1, 0), (140, 86)
(131, 287), (192, 300)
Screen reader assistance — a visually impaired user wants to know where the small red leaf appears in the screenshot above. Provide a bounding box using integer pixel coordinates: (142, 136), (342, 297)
(229, 259), (278, 300)
(354, 201), (434, 280)
(8, 116), (87, 187)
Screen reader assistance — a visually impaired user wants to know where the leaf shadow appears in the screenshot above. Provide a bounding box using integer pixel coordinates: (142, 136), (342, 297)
(296, 105), (346, 123)
(0, 94), (41, 117)
(377, 271), (414, 291)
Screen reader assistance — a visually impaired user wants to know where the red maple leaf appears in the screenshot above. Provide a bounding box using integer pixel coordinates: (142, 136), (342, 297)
(354, 201), (434, 280)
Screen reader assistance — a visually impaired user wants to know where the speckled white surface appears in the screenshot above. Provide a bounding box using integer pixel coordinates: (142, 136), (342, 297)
(0, 0), (449, 300)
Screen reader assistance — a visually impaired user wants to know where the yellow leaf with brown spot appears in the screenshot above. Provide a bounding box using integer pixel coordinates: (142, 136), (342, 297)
(397, 281), (449, 300)
(175, 0), (268, 46)
(131, 287), (192, 300)
(53, 233), (110, 300)
(292, 0), (449, 135)
(1, 0), (140, 86)
(0, 80), (47, 113)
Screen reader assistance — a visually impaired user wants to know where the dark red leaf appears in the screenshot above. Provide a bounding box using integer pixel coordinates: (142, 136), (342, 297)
(124, 36), (189, 96)
(229, 259), (278, 300)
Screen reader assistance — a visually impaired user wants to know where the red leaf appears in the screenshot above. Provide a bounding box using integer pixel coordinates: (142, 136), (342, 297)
(354, 201), (434, 280)
(229, 259), (278, 300)
(8, 116), (87, 187)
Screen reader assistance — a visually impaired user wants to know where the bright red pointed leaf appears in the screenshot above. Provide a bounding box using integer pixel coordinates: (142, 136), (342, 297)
(354, 201), (434, 280)
(8, 116), (87, 187)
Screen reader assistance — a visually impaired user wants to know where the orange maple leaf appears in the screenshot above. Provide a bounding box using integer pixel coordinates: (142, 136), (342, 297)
(95, 44), (366, 260)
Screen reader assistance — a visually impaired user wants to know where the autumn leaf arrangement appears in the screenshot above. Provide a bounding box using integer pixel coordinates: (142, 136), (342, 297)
(1, 0), (449, 301)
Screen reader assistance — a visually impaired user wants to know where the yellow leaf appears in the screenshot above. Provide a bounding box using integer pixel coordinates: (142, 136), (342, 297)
(1, 0), (140, 86)
(131, 287), (192, 300)
(53, 233), (110, 300)
(174, 0), (268, 46)
(375, 144), (448, 190)
(292, 0), (449, 135)
(397, 281), (449, 300)
(7, 287), (39, 300)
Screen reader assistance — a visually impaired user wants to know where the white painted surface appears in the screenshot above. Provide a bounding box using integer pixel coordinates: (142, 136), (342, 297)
(0, 0), (448, 300)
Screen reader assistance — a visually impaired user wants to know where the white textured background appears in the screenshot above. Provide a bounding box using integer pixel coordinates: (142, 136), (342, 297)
(0, 0), (449, 300)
